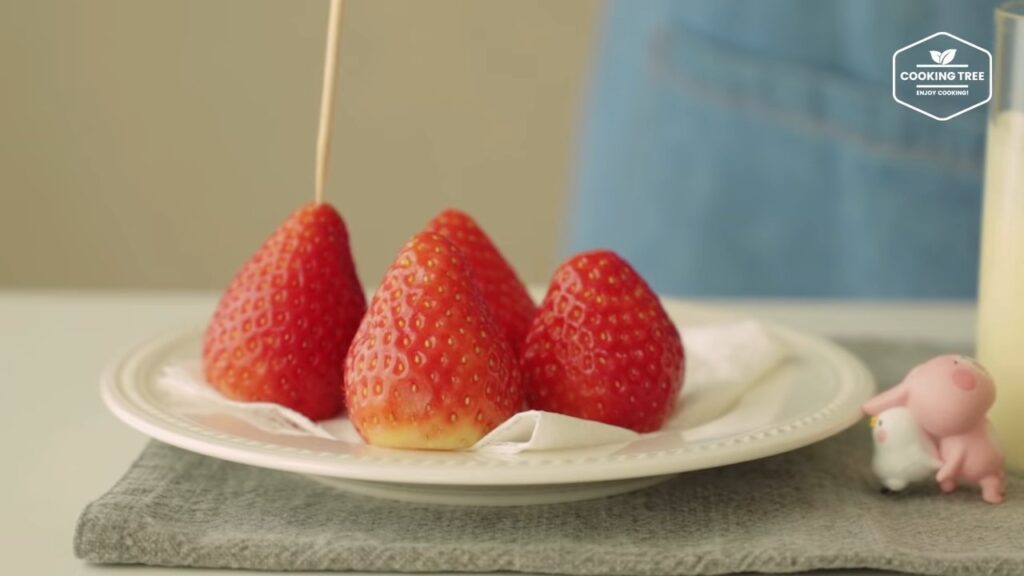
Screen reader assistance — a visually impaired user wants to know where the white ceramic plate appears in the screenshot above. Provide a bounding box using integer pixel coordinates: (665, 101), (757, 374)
(102, 300), (874, 506)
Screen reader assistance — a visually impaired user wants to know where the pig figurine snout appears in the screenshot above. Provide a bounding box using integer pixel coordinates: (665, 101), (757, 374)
(952, 367), (978, 391)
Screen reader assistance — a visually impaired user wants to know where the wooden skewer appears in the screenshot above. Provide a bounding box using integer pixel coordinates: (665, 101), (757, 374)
(315, 0), (345, 205)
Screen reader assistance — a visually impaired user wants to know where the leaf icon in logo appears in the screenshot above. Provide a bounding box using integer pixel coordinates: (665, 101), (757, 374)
(941, 49), (957, 64)
(930, 50), (944, 64)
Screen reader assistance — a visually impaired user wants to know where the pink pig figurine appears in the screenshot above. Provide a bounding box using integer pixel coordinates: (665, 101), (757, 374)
(863, 355), (1006, 504)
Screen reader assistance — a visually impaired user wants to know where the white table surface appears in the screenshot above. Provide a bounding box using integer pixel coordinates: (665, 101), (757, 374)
(0, 290), (977, 576)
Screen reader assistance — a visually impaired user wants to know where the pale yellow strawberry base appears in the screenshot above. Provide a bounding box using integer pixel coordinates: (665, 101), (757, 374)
(359, 419), (490, 451)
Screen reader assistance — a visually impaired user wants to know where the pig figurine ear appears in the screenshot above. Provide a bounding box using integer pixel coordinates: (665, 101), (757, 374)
(863, 379), (911, 416)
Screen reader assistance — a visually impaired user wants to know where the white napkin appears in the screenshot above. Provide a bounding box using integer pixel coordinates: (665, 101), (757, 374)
(155, 321), (788, 453)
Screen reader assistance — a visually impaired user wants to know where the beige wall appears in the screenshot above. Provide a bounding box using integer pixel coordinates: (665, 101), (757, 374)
(0, 0), (598, 290)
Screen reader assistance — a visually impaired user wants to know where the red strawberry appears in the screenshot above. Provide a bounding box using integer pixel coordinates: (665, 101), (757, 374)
(521, 250), (684, 432)
(202, 202), (366, 420)
(424, 209), (535, 352)
(345, 232), (523, 450)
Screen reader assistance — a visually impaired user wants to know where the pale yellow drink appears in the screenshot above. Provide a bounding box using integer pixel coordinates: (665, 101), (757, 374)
(977, 110), (1024, 471)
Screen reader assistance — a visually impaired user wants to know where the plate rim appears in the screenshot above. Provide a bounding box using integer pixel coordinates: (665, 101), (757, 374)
(101, 301), (876, 486)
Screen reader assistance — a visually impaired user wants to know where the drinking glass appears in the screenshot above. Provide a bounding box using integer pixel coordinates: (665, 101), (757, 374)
(976, 0), (1024, 471)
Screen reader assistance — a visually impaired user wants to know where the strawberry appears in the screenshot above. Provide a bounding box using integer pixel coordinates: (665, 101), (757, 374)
(345, 232), (523, 450)
(424, 209), (535, 352)
(521, 250), (684, 432)
(202, 202), (366, 421)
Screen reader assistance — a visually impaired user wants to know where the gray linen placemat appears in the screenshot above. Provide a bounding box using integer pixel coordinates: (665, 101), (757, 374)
(75, 340), (1024, 575)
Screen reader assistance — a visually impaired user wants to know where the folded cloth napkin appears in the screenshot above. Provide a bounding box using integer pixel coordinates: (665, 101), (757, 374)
(155, 321), (788, 453)
(77, 339), (1024, 575)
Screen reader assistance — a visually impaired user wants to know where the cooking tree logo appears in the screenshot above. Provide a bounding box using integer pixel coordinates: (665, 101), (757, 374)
(893, 32), (992, 121)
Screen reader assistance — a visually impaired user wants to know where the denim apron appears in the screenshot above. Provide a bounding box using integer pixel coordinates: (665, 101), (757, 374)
(567, 0), (997, 297)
